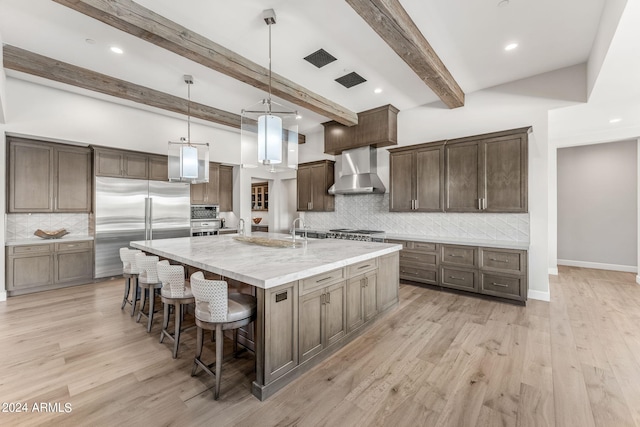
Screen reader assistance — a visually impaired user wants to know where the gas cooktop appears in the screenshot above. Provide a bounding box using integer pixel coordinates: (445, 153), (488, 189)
(329, 229), (385, 235)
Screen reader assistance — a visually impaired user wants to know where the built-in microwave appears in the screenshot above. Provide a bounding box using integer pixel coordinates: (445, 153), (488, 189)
(190, 205), (219, 220)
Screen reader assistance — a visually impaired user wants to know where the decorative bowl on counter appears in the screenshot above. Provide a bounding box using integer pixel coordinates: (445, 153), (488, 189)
(252, 217), (262, 224)
(34, 228), (69, 239)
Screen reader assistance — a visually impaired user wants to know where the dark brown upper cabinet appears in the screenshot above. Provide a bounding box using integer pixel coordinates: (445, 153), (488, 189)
(389, 142), (445, 212)
(445, 127), (529, 213)
(388, 127), (530, 214)
(7, 137), (91, 213)
(297, 160), (335, 212)
(94, 147), (148, 180)
(323, 105), (398, 155)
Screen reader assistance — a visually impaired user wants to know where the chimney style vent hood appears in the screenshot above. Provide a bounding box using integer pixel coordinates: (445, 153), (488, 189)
(328, 146), (385, 195)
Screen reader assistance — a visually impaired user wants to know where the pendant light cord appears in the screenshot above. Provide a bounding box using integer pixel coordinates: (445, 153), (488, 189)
(187, 81), (191, 144)
(267, 21), (272, 114)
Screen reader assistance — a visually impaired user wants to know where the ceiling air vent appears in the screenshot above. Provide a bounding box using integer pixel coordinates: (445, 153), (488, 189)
(303, 48), (337, 68)
(335, 72), (366, 89)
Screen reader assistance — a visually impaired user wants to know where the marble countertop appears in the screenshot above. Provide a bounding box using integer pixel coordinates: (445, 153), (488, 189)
(5, 235), (94, 246)
(131, 232), (402, 289)
(384, 233), (529, 250)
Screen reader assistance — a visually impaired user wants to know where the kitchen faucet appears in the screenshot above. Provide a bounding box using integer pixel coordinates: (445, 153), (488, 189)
(291, 217), (307, 243)
(238, 218), (245, 236)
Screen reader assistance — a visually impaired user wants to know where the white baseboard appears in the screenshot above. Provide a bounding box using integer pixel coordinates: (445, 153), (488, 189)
(557, 259), (637, 273)
(0, 290), (6, 302)
(548, 267), (558, 276)
(528, 289), (550, 302)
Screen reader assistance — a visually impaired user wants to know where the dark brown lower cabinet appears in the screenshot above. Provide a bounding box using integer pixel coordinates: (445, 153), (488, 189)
(6, 240), (94, 296)
(389, 238), (528, 303)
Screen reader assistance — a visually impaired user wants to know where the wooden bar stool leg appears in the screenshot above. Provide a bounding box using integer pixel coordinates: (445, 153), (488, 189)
(160, 302), (170, 343)
(192, 326), (203, 376)
(173, 303), (182, 359)
(215, 324), (223, 400)
(147, 289), (156, 333)
(121, 277), (130, 309)
(131, 279), (139, 317)
(136, 287), (147, 323)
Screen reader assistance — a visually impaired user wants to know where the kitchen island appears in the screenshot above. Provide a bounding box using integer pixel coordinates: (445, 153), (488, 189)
(131, 233), (401, 400)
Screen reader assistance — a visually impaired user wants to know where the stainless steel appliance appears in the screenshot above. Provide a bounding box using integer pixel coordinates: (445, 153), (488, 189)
(294, 228), (385, 242)
(190, 205), (221, 236)
(95, 177), (191, 278)
(327, 229), (386, 242)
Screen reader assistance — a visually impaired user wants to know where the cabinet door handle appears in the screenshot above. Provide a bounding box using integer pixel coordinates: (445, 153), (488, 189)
(491, 282), (509, 288)
(321, 293), (326, 304)
(402, 255), (419, 259)
(415, 199), (419, 210)
(448, 254), (463, 258)
(357, 264), (371, 270)
(326, 292), (330, 304)
(316, 276), (332, 283)
(478, 198), (482, 210)
(449, 276), (465, 281)
(482, 198), (487, 210)
(489, 258), (509, 263)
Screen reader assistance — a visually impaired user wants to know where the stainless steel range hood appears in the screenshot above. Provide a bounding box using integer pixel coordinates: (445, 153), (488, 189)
(328, 146), (386, 195)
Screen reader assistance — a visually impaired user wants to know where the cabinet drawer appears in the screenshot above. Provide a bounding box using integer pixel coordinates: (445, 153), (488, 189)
(481, 249), (524, 273)
(400, 266), (437, 285)
(301, 268), (344, 294)
(55, 241), (93, 252)
(400, 250), (437, 267)
(346, 259), (377, 277)
(480, 273), (524, 300)
(10, 244), (53, 255)
(441, 245), (476, 267)
(440, 267), (477, 291)
(385, 239), (410, 250)
(410, 241), (437, 252)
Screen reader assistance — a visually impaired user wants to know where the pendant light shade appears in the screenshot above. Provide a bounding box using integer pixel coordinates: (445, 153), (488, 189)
(180, 145), (199, 178)
(258, 114), (283, 165)
(168, 75), (210, 183)
(240, 8), (298, 171)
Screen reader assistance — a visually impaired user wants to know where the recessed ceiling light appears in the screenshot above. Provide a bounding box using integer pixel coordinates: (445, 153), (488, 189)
(374, 88), (383, 94)
(295, 114), (302, 120)
(110, 46), (124, 54)
(504, 43), (518, 51)
(85, 38), (95, 45)
(609, 118), (622, 123)
(497, 0), (510, 7)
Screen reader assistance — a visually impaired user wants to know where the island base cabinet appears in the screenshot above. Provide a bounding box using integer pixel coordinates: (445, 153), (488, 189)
(299, 281), (346, 363)
(347, 271), (378, 333)
(377, 252), (400, 312)
(259, 282), (299, 386)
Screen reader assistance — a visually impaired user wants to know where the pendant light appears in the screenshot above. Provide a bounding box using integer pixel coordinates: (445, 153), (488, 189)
(168, 75), (210, 183)
(241, 9), (298, 171)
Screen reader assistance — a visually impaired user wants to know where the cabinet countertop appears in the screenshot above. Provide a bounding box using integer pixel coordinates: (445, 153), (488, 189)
(385, 233), (529, 250)
(131, 233), (401, 289)
(5, 235), (94, 247)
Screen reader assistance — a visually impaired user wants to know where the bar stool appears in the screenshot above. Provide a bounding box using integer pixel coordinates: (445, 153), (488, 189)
(190, 271), (257, 400)
(135, 253), (164, 333)
(157, 261), (195, 358)
(119, 248), (142, 314)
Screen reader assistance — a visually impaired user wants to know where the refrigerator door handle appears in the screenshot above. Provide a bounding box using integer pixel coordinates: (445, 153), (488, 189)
(144, 197), (151, 240)
(149, 198), (153, 240)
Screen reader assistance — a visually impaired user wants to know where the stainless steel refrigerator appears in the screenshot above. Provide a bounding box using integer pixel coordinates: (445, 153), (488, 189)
(94, 176), (191, 278)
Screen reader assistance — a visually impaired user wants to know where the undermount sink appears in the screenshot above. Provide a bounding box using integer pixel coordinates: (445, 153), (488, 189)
(234, 236), (304, 248)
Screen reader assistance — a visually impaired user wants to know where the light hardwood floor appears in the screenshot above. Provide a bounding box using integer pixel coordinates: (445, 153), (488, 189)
(1, 266), (639, 426)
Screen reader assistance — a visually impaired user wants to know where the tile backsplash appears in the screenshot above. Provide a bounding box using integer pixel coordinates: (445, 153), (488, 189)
(5, 213), (90, 240)
(303, 194), (529, 242)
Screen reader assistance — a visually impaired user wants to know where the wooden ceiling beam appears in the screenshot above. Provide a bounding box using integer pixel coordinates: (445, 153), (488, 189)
(52, 0), (359, 126)
(3, 45), (243, 129)
(345, 0), (465, 108)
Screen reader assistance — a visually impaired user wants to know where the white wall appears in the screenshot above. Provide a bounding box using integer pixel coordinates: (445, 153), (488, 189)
(557, 140), (637, 271)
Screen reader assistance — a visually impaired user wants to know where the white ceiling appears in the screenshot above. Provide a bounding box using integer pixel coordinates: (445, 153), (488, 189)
(0, 0), (606, 133)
